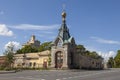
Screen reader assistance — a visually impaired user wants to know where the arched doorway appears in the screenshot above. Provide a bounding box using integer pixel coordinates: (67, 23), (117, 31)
(55, 51), (63, 68)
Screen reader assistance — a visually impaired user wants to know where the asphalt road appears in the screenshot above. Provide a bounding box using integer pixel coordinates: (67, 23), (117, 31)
(0, 68), (120, 80)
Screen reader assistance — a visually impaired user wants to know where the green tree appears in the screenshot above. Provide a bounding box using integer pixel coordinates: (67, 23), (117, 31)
(107, 57), (114, 68)
(114, 50), (120, 67)
(89, 51), (102, 59)
(16, 45), (38, 54)
(16, 42), (52, 54)
(38, 41), (52, 52)
(76, 44), (102, 59)
(76, 45), (86, 55)
(4, 44), (15, 69)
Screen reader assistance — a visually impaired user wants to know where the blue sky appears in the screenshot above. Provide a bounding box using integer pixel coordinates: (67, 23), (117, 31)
(0, 0), (120, 60)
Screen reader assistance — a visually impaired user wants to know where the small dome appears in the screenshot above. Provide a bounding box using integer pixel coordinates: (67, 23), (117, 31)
(62, 11), (66, 18)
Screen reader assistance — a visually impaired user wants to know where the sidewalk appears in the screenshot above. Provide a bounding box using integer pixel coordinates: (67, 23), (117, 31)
(0, 70), (16, 74)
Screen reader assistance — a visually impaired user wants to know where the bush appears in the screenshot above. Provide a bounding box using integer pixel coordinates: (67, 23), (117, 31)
(4, 67), (11, 71)
(0, 67), (4, 70)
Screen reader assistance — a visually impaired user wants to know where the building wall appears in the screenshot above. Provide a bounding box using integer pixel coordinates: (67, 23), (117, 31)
(51, 46), (68, 68)
(0, 56), (6, 67)
(27, 56), (49, 68)
(14, 50), (50, 68)
(75, 54), (104, 69)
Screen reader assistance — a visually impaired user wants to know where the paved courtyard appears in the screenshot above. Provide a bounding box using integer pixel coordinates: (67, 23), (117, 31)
(0, 68), (120, 80)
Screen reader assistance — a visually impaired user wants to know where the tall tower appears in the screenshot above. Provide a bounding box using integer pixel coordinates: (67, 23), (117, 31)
(51, 10), (76, 69)
(22, 35), (40, 48)
(30, 35), (35, 42)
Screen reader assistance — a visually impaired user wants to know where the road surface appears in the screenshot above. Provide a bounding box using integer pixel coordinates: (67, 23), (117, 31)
(0, 68), (120, 80)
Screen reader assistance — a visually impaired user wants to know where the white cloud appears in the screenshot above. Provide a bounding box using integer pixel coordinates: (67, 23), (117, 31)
(5, 23), (59, 39)
(98, 51), (116, 62)
(91, 37), (120, 45)
(4, 41), (21, 51)
(9, 24), (59, 40)
(0, 24), (14, 36)
(11, 24), (59, 30)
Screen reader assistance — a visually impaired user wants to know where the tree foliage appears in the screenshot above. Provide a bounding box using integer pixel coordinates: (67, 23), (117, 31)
(107, 57), (114, 68)
(38, 42), (52, 52)
(4, 44), (15, 69)
(88, 51), (102, 59)
(114, 50), (120, 67)
(16, 41), (52, 54)
(76, 45), (102, 59)
(77, 45), (86, 54)
(16, 45), (38, 54)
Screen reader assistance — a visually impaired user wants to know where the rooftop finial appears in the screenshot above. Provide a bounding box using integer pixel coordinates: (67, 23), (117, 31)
(62, 4), (66, 23)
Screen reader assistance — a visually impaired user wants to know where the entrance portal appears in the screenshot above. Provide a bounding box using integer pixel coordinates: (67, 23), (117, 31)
(55, 51), (63, 68)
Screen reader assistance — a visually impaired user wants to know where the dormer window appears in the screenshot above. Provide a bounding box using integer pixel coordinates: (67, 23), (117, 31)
(57, 40), (62, 47)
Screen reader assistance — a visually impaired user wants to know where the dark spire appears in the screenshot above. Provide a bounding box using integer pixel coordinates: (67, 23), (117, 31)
(58, 10), (71, 42)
